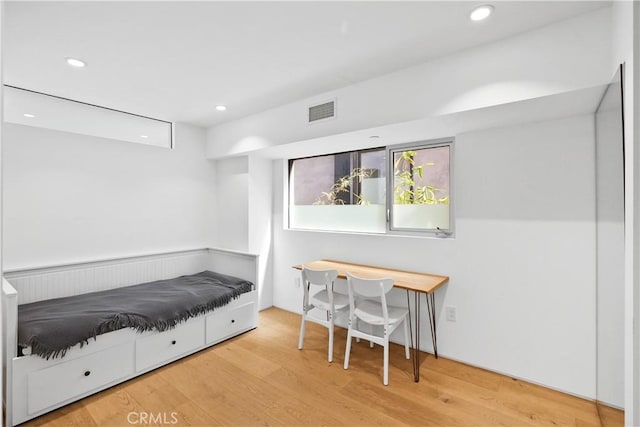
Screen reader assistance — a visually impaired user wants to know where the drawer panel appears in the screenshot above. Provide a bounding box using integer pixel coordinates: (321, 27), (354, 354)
(206, 301), (256, 344)
(136, 318), (205, 372)
(28, 342), (134, 414)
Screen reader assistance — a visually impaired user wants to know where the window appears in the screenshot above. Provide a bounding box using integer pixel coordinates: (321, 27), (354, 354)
(389, 142), (451, 233)
(289, 148), (387, 233)
(288, 138), (453, 236)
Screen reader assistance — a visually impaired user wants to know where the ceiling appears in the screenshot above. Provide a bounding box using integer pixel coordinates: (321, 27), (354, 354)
(4, 1), (609, 128)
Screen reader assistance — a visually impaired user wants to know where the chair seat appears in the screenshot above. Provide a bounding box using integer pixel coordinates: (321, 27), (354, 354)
(354, 299), (408, 326)
(310, 290), (349, 311)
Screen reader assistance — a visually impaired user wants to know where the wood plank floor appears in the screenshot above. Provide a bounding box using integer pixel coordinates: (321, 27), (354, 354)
(25, 307), (623, 427)
(597, 403), (625, 427)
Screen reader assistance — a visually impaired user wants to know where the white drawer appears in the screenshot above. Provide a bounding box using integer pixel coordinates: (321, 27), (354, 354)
(135, 318), (205, 372)
(27, 342), (134, 414)
(206, 301), (256, 344)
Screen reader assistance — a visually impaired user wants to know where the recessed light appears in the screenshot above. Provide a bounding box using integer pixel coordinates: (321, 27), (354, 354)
(66, 57), (86, 68)
(215, 105), (227, 111)
(470, 5), (494, 21)
(23, 113), (35, 118)
(140, 135), (148, 139)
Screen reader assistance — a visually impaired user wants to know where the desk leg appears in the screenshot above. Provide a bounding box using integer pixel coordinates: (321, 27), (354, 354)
(406, 289), (421, 382)
(426, 292), (438, 359)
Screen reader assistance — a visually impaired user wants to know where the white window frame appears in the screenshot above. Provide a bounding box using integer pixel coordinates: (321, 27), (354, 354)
(386, 138), (455, 237)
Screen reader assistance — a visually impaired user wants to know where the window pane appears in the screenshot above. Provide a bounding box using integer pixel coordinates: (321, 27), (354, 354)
(289, 149), (386, 233)
(360, 149), (386, 205)
(391, 145), (451, 231)
(292, 155), (336, 205)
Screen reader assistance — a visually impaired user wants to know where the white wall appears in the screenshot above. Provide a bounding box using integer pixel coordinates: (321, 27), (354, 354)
(273, 114), (597, 399)
(634, 5), (640, 422)
(632, 4), (640, 425)
(634, 4), (640, 419)
(595, 73), (625, 409)
(206, 7), (611, 159)
(248, 155), (274, 309)
(1, 0), (5, 409)
(214, 156), (249, 252)
(213, 155), (273, 310)
(2, 122), (216, 269)
(611, 0), (639, 424)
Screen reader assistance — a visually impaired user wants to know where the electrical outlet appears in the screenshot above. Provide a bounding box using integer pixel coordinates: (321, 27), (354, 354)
(445, 306), (457, 322)
(294, 277), (301, 288)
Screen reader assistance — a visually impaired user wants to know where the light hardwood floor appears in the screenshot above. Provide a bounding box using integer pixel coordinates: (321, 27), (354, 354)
(25, 308), (623, 427)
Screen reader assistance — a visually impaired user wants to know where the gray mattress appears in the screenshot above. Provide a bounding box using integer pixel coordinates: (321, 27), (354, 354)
(17, 270), (254, 359)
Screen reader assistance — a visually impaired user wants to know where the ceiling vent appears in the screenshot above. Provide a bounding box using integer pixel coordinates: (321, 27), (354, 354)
(308, 100), (335, 123)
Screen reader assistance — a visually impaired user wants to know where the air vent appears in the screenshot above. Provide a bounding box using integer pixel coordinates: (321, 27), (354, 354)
(308, 100), (335, 123)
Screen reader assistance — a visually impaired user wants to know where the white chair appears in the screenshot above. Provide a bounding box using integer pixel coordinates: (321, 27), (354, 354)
(298, 266), (349, 362)
(343, 273), (411, 385)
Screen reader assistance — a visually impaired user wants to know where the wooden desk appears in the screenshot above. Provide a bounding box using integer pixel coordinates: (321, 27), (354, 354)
(294, 260), (449, 382)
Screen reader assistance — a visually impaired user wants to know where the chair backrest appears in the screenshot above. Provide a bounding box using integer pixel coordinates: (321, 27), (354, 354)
(346, 273), (393, 298)
(301, 266), (339, 305)
(346, 273), (394, 323)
